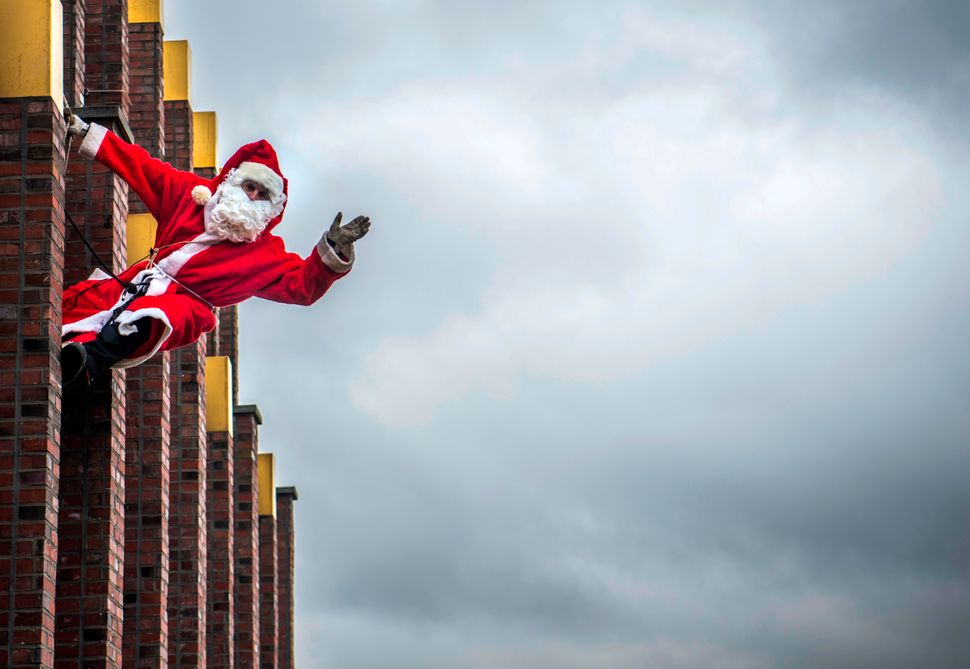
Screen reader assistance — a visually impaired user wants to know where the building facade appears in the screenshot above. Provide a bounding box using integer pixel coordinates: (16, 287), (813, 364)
(0, 2), (299, 666)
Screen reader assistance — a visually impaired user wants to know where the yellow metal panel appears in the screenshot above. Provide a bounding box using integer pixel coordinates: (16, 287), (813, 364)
(193, 112), (218, 168)
(126, 213), (158, 267)
(257, 453), (277, 518)
(205, 356), (233, 435)
(0, 0), (64, 108)
(163, 40), (191, 102)
(128, 0), (164, 26)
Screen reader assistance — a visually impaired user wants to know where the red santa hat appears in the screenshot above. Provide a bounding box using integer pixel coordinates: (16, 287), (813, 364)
(191, 139), (289, 223)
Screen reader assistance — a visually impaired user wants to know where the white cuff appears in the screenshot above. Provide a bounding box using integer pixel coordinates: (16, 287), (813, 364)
(316, 236), (354, 273)
(79, 123), (108, 159)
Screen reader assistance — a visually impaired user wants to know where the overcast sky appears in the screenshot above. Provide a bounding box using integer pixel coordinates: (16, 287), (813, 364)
(166, 2), (970, 666)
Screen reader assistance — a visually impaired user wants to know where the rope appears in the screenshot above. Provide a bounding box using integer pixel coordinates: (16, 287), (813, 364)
(62, 126), (217, 316)
(64, 133), (132, 293)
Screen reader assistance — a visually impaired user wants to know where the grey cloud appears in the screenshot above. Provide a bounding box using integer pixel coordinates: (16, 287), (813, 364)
(161, 1), (970, 667)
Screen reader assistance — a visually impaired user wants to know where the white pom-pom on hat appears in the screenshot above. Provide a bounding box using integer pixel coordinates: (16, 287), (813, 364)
(191, 185), (212, 205)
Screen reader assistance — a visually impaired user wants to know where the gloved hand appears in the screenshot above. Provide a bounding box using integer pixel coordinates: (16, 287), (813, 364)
(325, 211), (371, 261)
(65, 110), (89, 138)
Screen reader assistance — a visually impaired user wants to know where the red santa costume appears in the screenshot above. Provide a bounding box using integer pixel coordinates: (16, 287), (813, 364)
(62, 123), (353, 368)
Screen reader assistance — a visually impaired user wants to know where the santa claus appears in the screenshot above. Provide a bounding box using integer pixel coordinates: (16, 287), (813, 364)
(60, 112), (371, 383)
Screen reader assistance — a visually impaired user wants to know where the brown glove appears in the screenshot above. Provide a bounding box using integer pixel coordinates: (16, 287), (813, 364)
(325, 211), (371, 261)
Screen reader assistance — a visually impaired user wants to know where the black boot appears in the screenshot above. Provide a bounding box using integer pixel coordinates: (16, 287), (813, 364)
(60, 342), (89, 385)
(62, 317), (154, 384)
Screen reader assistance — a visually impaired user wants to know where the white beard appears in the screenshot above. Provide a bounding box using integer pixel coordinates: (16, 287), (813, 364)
(204, 173), (281, 242)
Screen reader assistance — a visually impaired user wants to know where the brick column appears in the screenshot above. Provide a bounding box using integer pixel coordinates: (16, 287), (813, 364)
(128, 8), (165, 169)
(232, 405), (261, 667)
(205, 428), (234, 669)
(193, 112), (221, 366)
(83, 0), (131, 115)
(204, 355), (233, 669)
(0, 8), (68, 654)
(55, 1), (131, 664)
(275, 488), (297, 669)
(0, 98), (66, 669)
(194, 105), (232, 669)
(57, 306), (127, 669)
(162, 41), (192, 177)
(56, 156), (129, 663)
(258, 515), (277, 669)
(218, 307), (239, 407)
(123, 355), (171, 668)
(121, 5), (172, 667)
(162, 42), (209, 668)
(167, 343), (208, 668)
(62, 0), (86, 109)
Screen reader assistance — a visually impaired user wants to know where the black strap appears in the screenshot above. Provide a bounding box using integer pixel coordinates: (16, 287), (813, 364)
(64, 209), (132, 292)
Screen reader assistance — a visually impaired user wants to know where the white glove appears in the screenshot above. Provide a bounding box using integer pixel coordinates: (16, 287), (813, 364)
(66, 111), (89, 138)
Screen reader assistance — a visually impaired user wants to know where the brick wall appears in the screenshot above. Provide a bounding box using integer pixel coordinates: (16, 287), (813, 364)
(57, 202), (127, 669)
(275, 488), (298, 669)
(1, 6), (305, 667)
(258, 515), (278, 669)
(164, 85), (208, 669)
(0, 97), (67, 669)
(123, 354), (171, 668)
(83, 0), (131, 116)
(233, 406), (262, 666)
(163, 101), (192, 178)
(56, 2), (132, 660)
(206, 427), (234, 669)
(167, 343), (208, 668)
(62, 0), (86, 109)
(122, 10), (171, 667)
(128, 21), (165, 173)
(57, 170), (128, 666)
(217, 307), (239, 406)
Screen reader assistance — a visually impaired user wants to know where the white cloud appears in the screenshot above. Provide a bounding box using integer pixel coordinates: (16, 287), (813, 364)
(340, 79), (942, 426)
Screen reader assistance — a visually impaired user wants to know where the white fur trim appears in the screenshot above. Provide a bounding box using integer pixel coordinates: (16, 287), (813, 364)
(235, 161), (284, 200)
(316, 236), (354, 273)
(62, 267), (172, 339)
(61, 308), (173, 369)
(192, 185), (212, 205)
(88, 268), (112, 281)
(79, 123), (108, 158)
(111, 308), (173, 368)
(155, 231), (221, 278)
(63, 308), (118, 339)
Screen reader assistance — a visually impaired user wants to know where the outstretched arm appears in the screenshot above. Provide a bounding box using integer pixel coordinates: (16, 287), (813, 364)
(255, 212), (371, 305)
(67, 111), (197, 224)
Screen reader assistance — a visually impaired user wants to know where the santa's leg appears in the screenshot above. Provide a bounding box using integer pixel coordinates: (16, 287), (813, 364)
(61, 317), (154, 383)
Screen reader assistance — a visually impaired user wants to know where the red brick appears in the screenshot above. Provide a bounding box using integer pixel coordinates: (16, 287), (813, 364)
(0, 97), (65, 669)
(233, 406), (262, 666)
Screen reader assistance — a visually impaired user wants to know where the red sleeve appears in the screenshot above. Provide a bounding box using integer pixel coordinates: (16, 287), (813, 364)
(254, 238), (350, 306)
(79, 123), (198, 229)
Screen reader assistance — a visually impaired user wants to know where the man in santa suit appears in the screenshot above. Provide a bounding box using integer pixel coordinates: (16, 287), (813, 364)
(60, 112), (370, 383)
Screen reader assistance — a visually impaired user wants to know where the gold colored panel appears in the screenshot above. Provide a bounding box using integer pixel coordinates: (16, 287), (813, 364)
(193, 112), (218, 168)
(128, 0), (164, 26)
(126, 213), (158, 267)
(0, 0), (64, 108)
(258, 453), (277, 518)
(163, 40), (191, 102)
(205, 356), (233, 435)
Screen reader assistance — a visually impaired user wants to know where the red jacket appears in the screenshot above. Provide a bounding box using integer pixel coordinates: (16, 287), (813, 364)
(62, 124), (352, 367)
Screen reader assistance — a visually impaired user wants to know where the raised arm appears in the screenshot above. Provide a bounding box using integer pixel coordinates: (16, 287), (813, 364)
(255, 213), (370, 305)
(68, 114), (197, 224)
(254, 236), (352, 305)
